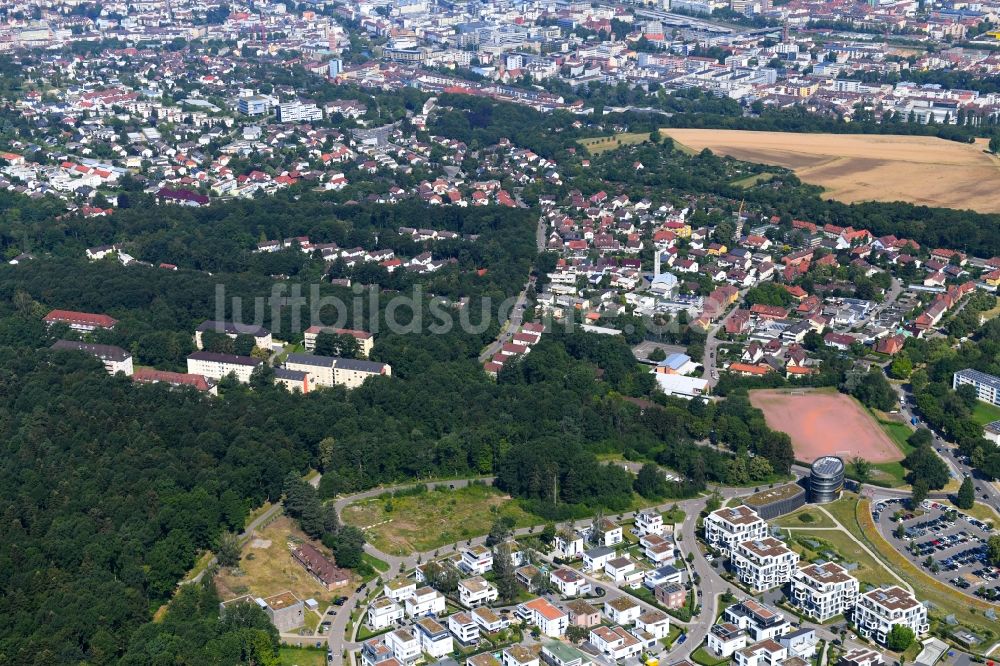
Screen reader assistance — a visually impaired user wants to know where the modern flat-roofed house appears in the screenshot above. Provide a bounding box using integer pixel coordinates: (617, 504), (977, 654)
(549, 567), (590, 597)
(634, 609), (670, 641)
(51, 340), (134, 376)
(384, 577), (417, 602)
(516, 597), (568, 637)
(261, 592), (305, 632)
(541, 640), (589, 666)
(604, 596), (641, 626)
(707, 623), (748, 657)
(733, 639), (787, 666)
(723, 599), (791, 642)
(590, 625), (643, 661)
(703, 506), (768, 555)
(731, 537), (800, 592)
(655, 582), (687, 609)
(553, 531), (585, 560)
(448, 611), (480, 645)
(564, 599), (600, 628)
(791, 562), (859, 622)
(187, 351), (262, 383)
(458, 576), (498, 607)
(304, 325), (374, 357)
(415, 617), (453, 658)
(471, 606), (508, 633)
(44, 309), (118, 332)
(460, 545), (493, 575)
(641, 533), (675, 565)
(501, 645), (539, 666)
(385, 628), (421, 664)
(368, 597), (404, 630)
(634, 509), (664, 536)
(852, 587), (928, 646)
(838, 648), (884, 666)
(291, 542), (349, 590)
(582, 545), (615, 572)
(194, 320), (272, 350)
(405, 586), (446, 618)
(468, 653), (501, 666)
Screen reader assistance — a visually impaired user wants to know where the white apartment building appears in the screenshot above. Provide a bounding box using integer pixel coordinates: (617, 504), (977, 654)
(460, 545), (493, 575)
(731, 537), (800, 592)
(186, 351), (261, 383)
(405, 586), (446, 618)
(704, 506), (768, 555)
(275, 100), (323, 123)
(367, 597), (404, 630)
(194, 320), (272, 351)
(51, 340), (134, 376)
(303, 325), (374, 356)
(458, 576), (498, 607)
(634, 509), (665, 536)
(853, 587), (928, 646)
(284, 353), (391, 389)
(415, 617), (453, 659)
(791, 562), (859, 622)
(448, 611), (480, 645)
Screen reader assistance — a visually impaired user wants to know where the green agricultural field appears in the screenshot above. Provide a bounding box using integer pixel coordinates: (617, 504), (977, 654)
(578, 132), (655, 155)
(342, 484), (540, 555)
(730, 172), (774, 188)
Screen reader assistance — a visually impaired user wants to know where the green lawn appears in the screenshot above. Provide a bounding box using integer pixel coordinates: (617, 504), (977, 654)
(362, 552), (390, 573)
(971, 400), (1000, 426)
(578, 132), (654, 155)
(691, 646), (729, 666)
(784, 529), (896, 588)
(772, 508), (836, 528)
(342, 484), (541, 555)
(279, 646), (326, 666)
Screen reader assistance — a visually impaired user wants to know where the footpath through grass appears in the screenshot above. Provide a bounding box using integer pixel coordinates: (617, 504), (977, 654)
(825, 494), (997, 645)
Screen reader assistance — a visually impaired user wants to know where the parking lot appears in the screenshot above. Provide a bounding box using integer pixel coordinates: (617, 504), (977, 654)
(872, 499), (998, 602)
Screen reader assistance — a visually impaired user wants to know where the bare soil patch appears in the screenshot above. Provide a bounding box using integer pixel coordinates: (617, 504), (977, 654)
(750, 389), (904, 463)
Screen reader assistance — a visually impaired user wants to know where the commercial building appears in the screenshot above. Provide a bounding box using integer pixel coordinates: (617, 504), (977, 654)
(44, 309), (117, 331)
(704, 506), (768, 555)
(51, 340), (134, 376)
(732, 537), (800, 592)
(238, 95), (271, 115)
(790, 562), (859, 622)
(810, 457), (845, 504)
(194, 320), (272, 350)
(186, 351), (262, 383)
(953, 369), (1000, 407)
(853, 587), (928, 646)
(744, 483), (807, 520)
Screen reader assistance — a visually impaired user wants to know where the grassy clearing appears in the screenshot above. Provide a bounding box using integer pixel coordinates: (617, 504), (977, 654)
(215, 516), (352, 606)
(970, 401), (1000, 426)
(245, 502), (274, 528)
(691, 646), (729, 666)
(279, 646), (326, 666)
(182, 550), (216, 583)
(943, 500), (1000, 523)
(828, 495), (997, 642)
(362, 552), (390, 573)
(784, 528), (896, 588)
(730, 172), (774, 188)
(342, 484), (540, 556)
(773, 508), (836, 528)
(578, 132), (654, 155)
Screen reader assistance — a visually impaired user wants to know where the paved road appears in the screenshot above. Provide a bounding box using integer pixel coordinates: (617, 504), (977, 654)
(701, 289), (750, 387)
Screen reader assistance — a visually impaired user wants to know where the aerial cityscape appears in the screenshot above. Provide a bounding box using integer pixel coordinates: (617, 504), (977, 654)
(2, 0), (1000, 665)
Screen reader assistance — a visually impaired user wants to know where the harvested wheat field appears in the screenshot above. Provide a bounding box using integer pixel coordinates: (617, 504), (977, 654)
(749, 388), (904, 463)
(665, 129), (1000, 212)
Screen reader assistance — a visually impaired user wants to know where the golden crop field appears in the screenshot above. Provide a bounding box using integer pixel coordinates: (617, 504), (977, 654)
(665, 128), (1000, 213)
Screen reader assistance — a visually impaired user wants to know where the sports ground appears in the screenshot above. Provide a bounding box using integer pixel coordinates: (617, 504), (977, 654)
(749, 389), (904, 463)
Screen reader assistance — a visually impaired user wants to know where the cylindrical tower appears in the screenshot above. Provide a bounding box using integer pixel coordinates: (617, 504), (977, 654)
(810, 456), (845, 504)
